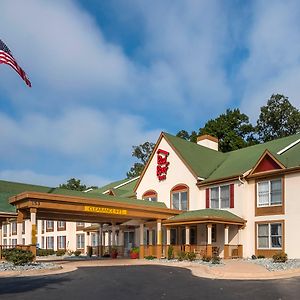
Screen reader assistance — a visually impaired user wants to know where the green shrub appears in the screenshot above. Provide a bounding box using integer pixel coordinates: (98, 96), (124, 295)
(167, 245), (174, 260)
(273, 251), (288, 263)
(186, 252), (196, 261)
(257, 255), (265, 259)
(37, 249), (55, 256)
(74, 250), (82, 257)
(202, 254), (212, 262)
(177, 251), (187, 261)
(130, 247), (139, 254)
(56, 250), (66, 257)
(4, 249), (34, 265)
(145, 255), (156, 260)
(211, 256), (221, 264)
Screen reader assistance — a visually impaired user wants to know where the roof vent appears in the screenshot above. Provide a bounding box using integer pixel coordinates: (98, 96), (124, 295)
(197, 134), (219, 151)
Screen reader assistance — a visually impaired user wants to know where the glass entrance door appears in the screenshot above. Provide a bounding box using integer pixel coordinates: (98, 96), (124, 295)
(124, 231), (135, 256)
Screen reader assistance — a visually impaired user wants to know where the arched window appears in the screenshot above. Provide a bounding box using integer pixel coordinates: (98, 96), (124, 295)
(170, 184), (189, 211)
(142, 190), (158, 202)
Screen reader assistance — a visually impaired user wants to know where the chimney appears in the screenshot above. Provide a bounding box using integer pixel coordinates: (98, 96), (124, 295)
(197, 134), (219, 151)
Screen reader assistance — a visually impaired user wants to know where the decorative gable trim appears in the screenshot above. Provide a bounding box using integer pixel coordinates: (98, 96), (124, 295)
(134, 132), (198, 192)
(248, 150), (285, 177)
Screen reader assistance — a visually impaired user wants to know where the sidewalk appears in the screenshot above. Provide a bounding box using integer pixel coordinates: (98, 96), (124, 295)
(1, 258), (300, 280)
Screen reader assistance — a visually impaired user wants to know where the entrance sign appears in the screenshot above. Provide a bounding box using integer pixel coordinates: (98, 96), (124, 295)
(157, 149), (169, 181)
(84, 206), (127, 215)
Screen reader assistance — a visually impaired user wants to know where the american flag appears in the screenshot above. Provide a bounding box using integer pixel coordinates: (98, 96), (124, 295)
(0, 39), (31, 87)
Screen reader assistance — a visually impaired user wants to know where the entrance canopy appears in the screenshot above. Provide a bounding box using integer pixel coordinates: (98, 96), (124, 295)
(9, 189), (179, 224)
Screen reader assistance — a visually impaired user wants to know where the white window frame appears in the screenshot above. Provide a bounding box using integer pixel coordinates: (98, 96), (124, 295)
(257, 179), (282, 207)
(46, 236), (54, 249)
(76, 234), (85, 249)
(57, 236), (66, 250)
(257, 223), (283, 249)
(171, 190), (188, 211)
(57, 221), (66, 230)
(46, 220), (54, 231)
(210, 184), (231, 209)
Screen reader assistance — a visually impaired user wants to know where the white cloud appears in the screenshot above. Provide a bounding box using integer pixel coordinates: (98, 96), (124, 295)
(239, 0), (300, 120)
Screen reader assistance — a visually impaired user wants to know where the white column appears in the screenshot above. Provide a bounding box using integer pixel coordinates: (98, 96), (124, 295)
(17, 222), (23, 245)
(111, 223), (116, 246)
(139, 223), (144, 246)
(30, 208), (37, 245)
(166, 228), (171, 245)
(224, 225), (229, 245)
(98, 225), (102, 247)
(207, 224), (212, 245)
(238, 227), (242, 245)
(149, 229), (153, 246)
(108, 231), (112, 246)
(157, 220), (162, 245)
(0, 222), (2, 245)
(185, 226), (190, 245)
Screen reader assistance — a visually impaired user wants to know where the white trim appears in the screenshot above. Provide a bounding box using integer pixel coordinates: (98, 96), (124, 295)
(277, 138), (300, 155)
(103, 176), (140, 194)
(197, 177), (206, 181)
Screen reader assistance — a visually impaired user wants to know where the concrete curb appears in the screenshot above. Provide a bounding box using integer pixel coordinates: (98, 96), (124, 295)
(1, 259), (300, 280)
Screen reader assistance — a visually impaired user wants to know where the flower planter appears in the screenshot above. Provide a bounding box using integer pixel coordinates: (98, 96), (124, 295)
(130, 252), (139, 259)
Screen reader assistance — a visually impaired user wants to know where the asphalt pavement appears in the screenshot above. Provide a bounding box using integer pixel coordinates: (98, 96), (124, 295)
(0, 265), (300, 300)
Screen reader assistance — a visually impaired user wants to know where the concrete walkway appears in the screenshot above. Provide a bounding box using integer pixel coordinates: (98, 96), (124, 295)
(1, 258), (300, 280)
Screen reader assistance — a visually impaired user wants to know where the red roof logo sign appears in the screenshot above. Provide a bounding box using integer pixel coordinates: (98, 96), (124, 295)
(157, 149), (169, 181)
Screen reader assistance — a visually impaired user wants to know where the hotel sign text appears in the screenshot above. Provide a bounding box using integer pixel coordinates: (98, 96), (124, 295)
(84, 206), (127, 215)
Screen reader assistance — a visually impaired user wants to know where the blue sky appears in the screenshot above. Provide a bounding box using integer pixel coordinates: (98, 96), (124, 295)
(1, 0), (300, 187)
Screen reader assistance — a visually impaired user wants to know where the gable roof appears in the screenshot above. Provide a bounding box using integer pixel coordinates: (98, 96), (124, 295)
(136, 131), (300, 188)
(88, 177), (138, 198)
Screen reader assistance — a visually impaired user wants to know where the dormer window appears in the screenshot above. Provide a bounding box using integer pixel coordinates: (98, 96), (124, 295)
(142, 190), (158, 202)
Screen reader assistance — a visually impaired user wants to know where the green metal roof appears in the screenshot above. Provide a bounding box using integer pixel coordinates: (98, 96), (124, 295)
(49, 187), (167, 208)
(166, 208), (245, 223)
(0, 180), (52, 213)
(163, 132), (227, 179)
(163, 132), (300, 183)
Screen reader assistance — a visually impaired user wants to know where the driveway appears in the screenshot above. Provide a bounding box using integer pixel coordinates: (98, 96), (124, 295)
(0, 265), (300, 300)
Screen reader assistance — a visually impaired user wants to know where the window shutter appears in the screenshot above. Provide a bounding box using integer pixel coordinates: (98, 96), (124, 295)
(206, 188), (210, 208)
(230, 184), (234, 208)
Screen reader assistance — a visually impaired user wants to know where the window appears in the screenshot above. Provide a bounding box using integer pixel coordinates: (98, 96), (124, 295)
(22, 238), (25, 245)
(3, 224), (7, 237)
(41, 237), (45, 249)
(57, 236), (66, 249)
(11, 222), (17, 235)
(3, 239), (7, 246)
(46, 221), (54, 232)
(210, 185), (230, 209)
(142, 190), (158, 202)
(171, 185), (188, 211)
(257, 179), (282, 207)
(57, 221), (66, 231)
(91, 233), (98, 247)
(12, 239), (17, 246)
(42, 221), (45, 233)
(257, 223), (282, 249)
(22, 221), (25, 234)
(170, 229), (177, 245)
(190, 227), (196, 245)
(46, 236), (54, 249)
(76, 234), (85, 249)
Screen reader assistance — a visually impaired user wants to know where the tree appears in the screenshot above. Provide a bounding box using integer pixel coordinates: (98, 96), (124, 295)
(176, 130), (198, 143)
(126, 142), (155, 178)
(257, 94), (300, 142)
(59, 178), (87, 191)
(199, 109), (257, 152)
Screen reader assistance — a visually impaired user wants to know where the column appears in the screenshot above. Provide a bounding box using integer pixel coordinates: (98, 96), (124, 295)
(185, 225), (190, 252)
(30, 208), (37, 258)
(206, 224), (212, 257)
(139, 223), (144, 259)
(148, 228), (153, 256)
(237, 227), (243, 258)
(0, 222), (2, 258)
(156, 219), (162, 259)
(97, 225), (102, 257)
(224, 225), (229, 259)
(111, 223), (116, 246)
(17, 210), (24, 246)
